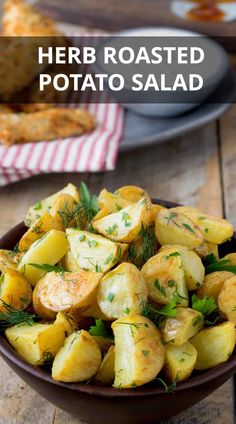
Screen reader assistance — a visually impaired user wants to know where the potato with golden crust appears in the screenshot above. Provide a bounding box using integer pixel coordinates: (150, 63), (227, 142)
(194, 241), (219, 260)
(155, 209), (204, 249)
(0, 268), (32, 311)
(164, 342), (197, 383)
(93, 198), (151, 243)
(141, 248), (188, 306)
(60, 250), (83, 273)
(49, 193), (76, 229)
(197, 271), (234, 301)
(218, 276), (236, 323)
(52, 330), (102, 382)
(0, 249), (17, 272)
(191, 321), (235, 370)
(94, 346), (115, 385)
(33, 270), (102, 320)
(98, 189), (131, 214)
(223, 253), (236, 265)
(112, 315), (165, 388)
(161, 308), (204, 346)
(114, 185), (151, 203)
(97, 262), (148, 319)
(17, 229), (69, 286)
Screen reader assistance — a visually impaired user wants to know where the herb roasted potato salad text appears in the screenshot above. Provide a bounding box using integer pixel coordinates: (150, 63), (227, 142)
(1, 182), (236, 390)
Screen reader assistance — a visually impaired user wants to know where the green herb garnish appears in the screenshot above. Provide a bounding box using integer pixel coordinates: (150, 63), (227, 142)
(204, 254), (236, 275)
(89, 319), (113, 340)
(29, 263), (66, 275)
(0, 300), (38, 330)
(191, 294), (220, 325)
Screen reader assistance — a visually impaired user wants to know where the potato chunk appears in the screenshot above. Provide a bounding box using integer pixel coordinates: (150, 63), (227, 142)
(97, 263), (148, 319)
(98, 189), (131, 213)
(94, 345), (115, 385)
(0, 249), (17, 272)
(6, 319), (70, 366)
(0, 269), (32, 311)
(115, 185), (151, 203)
(197, 271), (234, 301)
(93, 198), (151, 243)
(160, 245), (205, 291)
(191, 321), (235, 370)
(218, 276), (236, 323)
(17, 230), (69, 286)
(52, 330), (102, 382)
(19, 212), (63, 252)
(60, 250), (83, 273)
(164, 342), (197, 383)
(194, 242), (219, 260)
(223, 253), (236, 265)
(66, 229), (128, 273)
(155, 209), (204, 249)
(141, 249), (188, 306)
(161, 308), (204, 346)
(25, 183), (79, 227)
(49, 193), (76, 228)
(112, 315), (165, 388)
(33, 270), (102, 320)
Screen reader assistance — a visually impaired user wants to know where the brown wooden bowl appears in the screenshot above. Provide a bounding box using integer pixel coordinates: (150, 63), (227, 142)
(0, 199), (236, 424)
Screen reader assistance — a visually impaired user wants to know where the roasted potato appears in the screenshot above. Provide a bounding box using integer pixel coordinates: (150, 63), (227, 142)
(155, 209), (204, 249)
(161, 308), (204, 346)
(0, 268), (32, 311)
(112, 315), (165, 388)
(60, 250), (83, 273)
(66, 229), (128, 273)
(93, 198), (151, 243)
(98, 189), (131, 213)
(33, 270), (102, 320)
(52, 330), (102, 382)
(94, 345), (115, 385)
(97, 262), (148, 319)
(55, 311), (78, 335)
(17, 229), (69, 286)
(194, 242), (219, 260)
(18, 211), (63, 252)
(49, 193), (76, 228)
(114, 185), (151, 203)
(197, 271), (234, 301)
(218, 276), (236, 323)
(223, 253), (236, 265)
(81, 300), (110, 321)
(164, 341), (197, 383)
(25, 183), (79, 227)
(160, 245), (205, 291)
(191, 321), (236, 370)
(0, 249), (17, 272)
(141, 249), (188, 306)
(5, 319), (70, 366)
(91, 336), (114, 354)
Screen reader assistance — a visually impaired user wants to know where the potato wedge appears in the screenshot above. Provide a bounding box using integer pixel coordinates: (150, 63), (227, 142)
(52, 330), (102, 382)
(164, 341), (197, 383)
(194, 242), (219, 260)
(112, 315), (165, 388)
(0, 249), (17, 272)
(6, 319), (70, 366)
(191, 321), (235, 370)
(218, 276), (236, 323)
(160, 245), (205, 291)
(25, 183), (79, 227)
(97, 263), (148, 319)
(60, 250), (83, 273)
(92, 336), (114, 353)
(197, 271), (234, 301)
(155, 209), (204, 249)
(17, 230), (69, 286)
(141, 249), (188, 306)
(98, 189), (131, 213)
(66, 229), (128, 273)
(19, 212), (63, 252)
(55, 311), (78, 335)
(0, 269), (32, 311)
(50, 193), (76, 228)
(115, 185), (151, 203)
(161, 308), (204, 346)
(93, 198), (151, 243)
(81, 300), (110, 321)
(33, 270), (102, 320)
(94, 346), (115, 385)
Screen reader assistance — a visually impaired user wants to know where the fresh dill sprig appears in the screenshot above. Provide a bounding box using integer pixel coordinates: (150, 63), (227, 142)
(0, 299), (38, 330)
(204, 254), (236, 275)
(156, 377), (177, 393)
(128, 224), (157, 268)
(73, 182), (99, 230)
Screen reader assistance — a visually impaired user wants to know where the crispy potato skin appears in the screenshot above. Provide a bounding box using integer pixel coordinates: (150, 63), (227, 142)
(98, 189), (131, 214)
(218, 276), (236, 323)
(0, 249), (17, 272)
(97, 262), (148, 319)
(191, 321), (236, 370)
(223, 253), (236, 265)
(197, 271), (234, 301)
(94, 345), (115, 385)
(115, 185), (151, 203)
(60, 250), (83, 273)
(33, 270), (102, 320)
(0, 268), (32, 311)
(112, 315), (165, 388)
(164, 342), (197, 383)
(155, 209), (204, 249)
(52, 330), (102, 382)
(161, 308), (204, 346)
(141, 249), (188, 306)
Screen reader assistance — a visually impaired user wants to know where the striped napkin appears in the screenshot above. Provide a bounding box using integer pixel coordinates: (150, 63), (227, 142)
(0, 31), (124, 186)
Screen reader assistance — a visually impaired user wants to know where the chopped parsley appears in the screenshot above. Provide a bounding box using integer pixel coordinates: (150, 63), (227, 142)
(204, 254), (236, 275)
(154, 279), (167, 297)
(89, 319), (113, 340)
(107, 292), (115, 302)
(191, 294), (220, 326)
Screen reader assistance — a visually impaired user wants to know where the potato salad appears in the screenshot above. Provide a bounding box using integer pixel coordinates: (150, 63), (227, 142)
(0, 182), (236, 390)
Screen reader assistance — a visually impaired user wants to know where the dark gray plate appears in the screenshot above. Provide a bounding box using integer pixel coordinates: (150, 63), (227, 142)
(120, 67), (236, 152)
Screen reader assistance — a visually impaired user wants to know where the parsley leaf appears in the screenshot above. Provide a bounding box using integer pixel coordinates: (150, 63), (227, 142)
(191, 294), (220, 326)
(204, 254), (236, 275)
(141, 295), (181, 327)
(89, 319), (113, 340)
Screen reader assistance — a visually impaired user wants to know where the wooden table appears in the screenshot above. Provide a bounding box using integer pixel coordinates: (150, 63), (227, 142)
(0, 1), (236, 423)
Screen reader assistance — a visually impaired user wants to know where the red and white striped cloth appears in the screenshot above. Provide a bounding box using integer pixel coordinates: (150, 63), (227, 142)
(0, 31), (124, 186)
